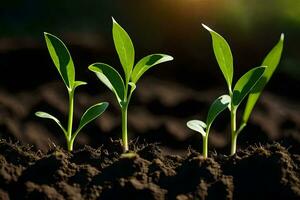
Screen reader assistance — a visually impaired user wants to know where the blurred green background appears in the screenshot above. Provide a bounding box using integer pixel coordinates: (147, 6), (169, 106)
(0, 0), (299, 97)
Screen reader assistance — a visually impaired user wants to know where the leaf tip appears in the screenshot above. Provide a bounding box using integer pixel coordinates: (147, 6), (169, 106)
(43, 32), (56, 39)
(260, 65), (267, 72)
(43, 32), (51, 41)
(112, 16), (117, 24)
(220, 94), (231, 104)
(103, 102), (109, 108)
(187, 120), (207, 137)
(202, 24), (213, 32)
(167, 55), (174, 61)
(280, 33), (284, 41)
(88, 64), (98, 72)
(35, 111), (42, 117)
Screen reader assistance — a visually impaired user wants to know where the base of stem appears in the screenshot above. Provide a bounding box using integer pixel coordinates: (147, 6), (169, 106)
(121, 106), (129, 152)
(67, 139), (74, 152)
(202, 136), (208, 159)
(230, 133), (238, 156)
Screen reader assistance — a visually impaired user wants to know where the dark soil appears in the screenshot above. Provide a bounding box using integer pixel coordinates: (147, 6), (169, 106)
(0, 140), (300, 200)
(0, 50), (299, 200)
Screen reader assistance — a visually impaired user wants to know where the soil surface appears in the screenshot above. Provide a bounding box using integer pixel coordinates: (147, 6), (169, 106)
(0, 140), (300, 200)
(1, 78), (299, 154)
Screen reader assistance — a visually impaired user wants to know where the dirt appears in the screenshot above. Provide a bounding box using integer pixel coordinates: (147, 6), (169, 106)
(0, 62), (299, 199)
(0, 140), (299, 200)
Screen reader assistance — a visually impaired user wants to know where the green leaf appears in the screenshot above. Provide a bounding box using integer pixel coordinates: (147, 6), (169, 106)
(206, 95), (231, 128)
(202, 24), (233, 89)
(74, 81), (87, 89)
(243, 34), (284, 123)
(112, 17), (135, 82)
(73, 102), (109, 138)
(88, 63), (125, 103)
(35, 111), (67, 137)
(232, 66), (266, 107)
(44, 32), (75, 89)
(187, 120), (207, 137)
(131, 54), (173, 83)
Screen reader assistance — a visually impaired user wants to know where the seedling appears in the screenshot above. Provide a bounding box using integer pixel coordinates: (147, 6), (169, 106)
(202, 24), (284, 155)
(36, 33), (109, 151)
(187, 95), (231, 158)
(89, 18), (173, 152)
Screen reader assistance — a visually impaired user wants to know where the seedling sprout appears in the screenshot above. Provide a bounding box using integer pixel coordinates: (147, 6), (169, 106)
(187, 95), (231, 158)
(202, 24), (284, 155)
(89, 18), (173, 152)
(36, 33), (109, 151)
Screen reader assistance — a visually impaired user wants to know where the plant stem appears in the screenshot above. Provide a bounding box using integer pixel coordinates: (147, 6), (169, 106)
(231, 132), (237, 155)
(202, 135), (208, 159)
(230, 107), (237, 155)
(67, 90), (74, 151)
(68, 138), (74, 152)
(121, 105), (129, 152)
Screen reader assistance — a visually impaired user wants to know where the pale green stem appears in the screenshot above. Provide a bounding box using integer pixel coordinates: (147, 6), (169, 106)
(68, 138), (75, 152)
(121, 105), (129, 152)
(67, 89), (74, 151)
(230, 107), (237, 155)
(202, 135), (208, 159)
(120, 82), (135, 152)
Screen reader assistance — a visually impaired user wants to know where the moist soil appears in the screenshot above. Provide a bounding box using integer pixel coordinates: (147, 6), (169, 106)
(1, 139), (300, 200)
(0, 79), (300, 199)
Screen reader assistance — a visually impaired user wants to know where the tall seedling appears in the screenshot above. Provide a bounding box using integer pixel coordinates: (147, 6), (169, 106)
(202, 24), (283, 155)
(36, 33), (109, 151)
(89, 18), (173, 152)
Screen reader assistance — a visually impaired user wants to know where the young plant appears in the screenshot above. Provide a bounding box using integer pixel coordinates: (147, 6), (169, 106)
(202, 24), (284, 155)
(88, 18), (173, 152)
(36, 33), (109, 151)
(187, 95), (231, 158)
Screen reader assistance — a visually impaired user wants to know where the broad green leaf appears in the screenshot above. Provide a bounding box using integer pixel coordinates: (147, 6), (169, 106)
(35, 111), (67, 136)
(187, 120), (207, 137)
(131, 54), (173, 83)
(206, 95), (231, 128)
(88, 63), (125, 102)
(232, 67), (266, 107)
(202, 24), (233, 89)
(243, 34), (284, 123)
(112, 17), (135, 81)
(74, 102), (109, 138)
(44, 32), (75, 89)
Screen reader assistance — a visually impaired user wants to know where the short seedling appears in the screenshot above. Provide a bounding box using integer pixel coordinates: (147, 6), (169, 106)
(89, 18), (173, 152)
(187, 95), (231, 158)
(36, 33), (109, 151)
(202, 24), (284, 155)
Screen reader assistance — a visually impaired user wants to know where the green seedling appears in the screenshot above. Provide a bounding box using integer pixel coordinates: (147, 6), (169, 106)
(187, 95), (231, 158)
(89, 18), (173, 152)
(36, 33), (109, 151)
(203, 24), (284, 155)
